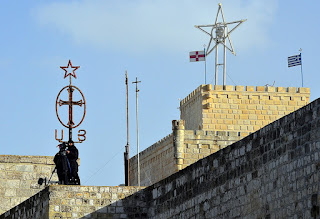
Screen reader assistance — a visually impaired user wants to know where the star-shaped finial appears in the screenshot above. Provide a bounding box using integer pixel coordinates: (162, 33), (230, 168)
(195, 3), (246, 56)
(60, 60), (80, 79)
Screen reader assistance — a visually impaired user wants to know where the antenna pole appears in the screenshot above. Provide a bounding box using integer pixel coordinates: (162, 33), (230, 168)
(215, 44), (218, 85)
(124, 71), (130, 186)
(223, 36), (227, 86)
(204, 47), (207, 84)
(132, 77), (141, 186)
(300, 51), (304, 87)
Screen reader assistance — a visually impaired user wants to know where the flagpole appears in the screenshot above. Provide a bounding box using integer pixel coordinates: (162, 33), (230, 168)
(300, 52), (303, 87)
(204, 47), (207, 84)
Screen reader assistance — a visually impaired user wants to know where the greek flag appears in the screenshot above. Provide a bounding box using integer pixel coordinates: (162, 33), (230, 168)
(288, 54), (301, 67)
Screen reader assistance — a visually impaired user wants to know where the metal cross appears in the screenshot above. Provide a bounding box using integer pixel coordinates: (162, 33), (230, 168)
(195, 3), (246, 85)
(56, 60), (86, 143)
(58, 86), (84, 127)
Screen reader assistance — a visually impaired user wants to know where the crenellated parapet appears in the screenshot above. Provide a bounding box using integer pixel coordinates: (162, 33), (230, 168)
(129, 120), (243, 186)
(180, 84), (310, 134)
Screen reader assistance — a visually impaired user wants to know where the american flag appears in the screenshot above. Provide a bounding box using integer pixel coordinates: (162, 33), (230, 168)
(288, 54), (301, 67)
(190, 51), (205, 62)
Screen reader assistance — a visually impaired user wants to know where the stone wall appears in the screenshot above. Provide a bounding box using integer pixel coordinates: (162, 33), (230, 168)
(0, 186), (50, 219)
(144, 97), (320, 218)
(180, 84), (310, 134)
(0, 185), (145, 219)
(179, 129), (241, 171)
(129, 120), (242, 186)
(129, 84), (310, 187)
(0, 155), (58, 215)
(179, 85), (203, 130)
(4, 97), (319, 218)
(129, 133), (177, 187)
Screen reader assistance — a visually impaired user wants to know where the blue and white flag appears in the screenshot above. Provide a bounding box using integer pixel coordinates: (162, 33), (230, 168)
(288, 54), (301, 67)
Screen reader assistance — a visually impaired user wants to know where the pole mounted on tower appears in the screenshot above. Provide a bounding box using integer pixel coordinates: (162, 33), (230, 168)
(195, 3), (246, 86)
(132, 77), (141, 187)
(124, 71), (130, 186)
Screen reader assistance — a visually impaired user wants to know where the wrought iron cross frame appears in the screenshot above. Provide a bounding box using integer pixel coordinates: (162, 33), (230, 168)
(55, 60), (86, 143)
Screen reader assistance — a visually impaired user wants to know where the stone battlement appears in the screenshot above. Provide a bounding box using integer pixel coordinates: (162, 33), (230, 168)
(130, 133), (173, 162)
(4, 96), (320, 218)
(0, 155), (55, 165)
(129, 121), (242, 186)
(180, 84), (310, 133)
(180, 84), (310, 106)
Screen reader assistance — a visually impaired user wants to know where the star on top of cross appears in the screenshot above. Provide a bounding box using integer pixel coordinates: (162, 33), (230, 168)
(60, 60), (80, 79)
(195, 3), (246, 56)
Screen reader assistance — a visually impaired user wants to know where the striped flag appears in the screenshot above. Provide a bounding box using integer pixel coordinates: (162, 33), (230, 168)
(288, 54), (301, 67)
(190, 50), (205, 62)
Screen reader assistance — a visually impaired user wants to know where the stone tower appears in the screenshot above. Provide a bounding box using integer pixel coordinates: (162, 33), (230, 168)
(180, 84), (310, 136)
(128, 84), (310, 186)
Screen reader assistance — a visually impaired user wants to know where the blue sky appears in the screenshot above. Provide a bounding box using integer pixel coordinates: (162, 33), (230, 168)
(1, 0), (319, 186)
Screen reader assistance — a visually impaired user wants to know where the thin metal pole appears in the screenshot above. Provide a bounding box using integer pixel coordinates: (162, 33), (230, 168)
(300, 53), (304, 87)
(223, 36), (227, 86)
(68, 85), (74, 142)
(215, 44), (218, 85)
(124, 71), (130, 186)
(204, 47), (207, 84)
(132, 77), (141, 186)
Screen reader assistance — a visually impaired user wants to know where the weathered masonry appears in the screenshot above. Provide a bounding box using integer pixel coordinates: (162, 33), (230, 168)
(144, 97), (320, 218)
(180, 84), (310, 134)
(3, 96), (320, 218)
(0, 185), (145, 219)
(129, 84), (310, 186)
(0, 155), (58, 215)
(129, 121), (242, 186)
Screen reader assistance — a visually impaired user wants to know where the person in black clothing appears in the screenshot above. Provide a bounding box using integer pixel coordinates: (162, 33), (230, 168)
(66, 140), (80, 185)
(54, 142), (70, 185)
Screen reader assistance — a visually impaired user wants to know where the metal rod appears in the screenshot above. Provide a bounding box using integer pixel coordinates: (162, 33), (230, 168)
(215, 44), (218, 85)
(124, 71), (130, 186)
(68, 85), (74, 142)
(300, 53), (304, 87)
(204, 47), (207, 84)
(132, 77), (141, 186)
(223, 37), (227, 86)
(194, 3), (246, 86)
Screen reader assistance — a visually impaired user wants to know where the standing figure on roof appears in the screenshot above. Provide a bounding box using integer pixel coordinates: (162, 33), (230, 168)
(66, 140), (80, 185)
(54, 142), (70, 185)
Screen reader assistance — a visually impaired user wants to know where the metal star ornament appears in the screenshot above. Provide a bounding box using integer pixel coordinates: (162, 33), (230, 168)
(60, 60), (80, 79)
(195, 3), (246, 56)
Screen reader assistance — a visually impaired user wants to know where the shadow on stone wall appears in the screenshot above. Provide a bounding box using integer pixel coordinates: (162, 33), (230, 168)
(81, 98), (320, 218)
(78, 189), (149, 219)
(2, 97), (320, 219)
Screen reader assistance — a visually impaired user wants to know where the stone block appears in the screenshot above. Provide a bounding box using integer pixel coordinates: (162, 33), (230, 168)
(246, 86), (255, 91)
(267, 86), (276, 92)
(224, 85), (234, 91)
(203, 93), (213, 99)
(287, 87), (297, 93)
(235, 86), (244, 91)
(203, 84), (212, 91)
(5, 189), (16, 197)
(256, 86), (265, 92)
(214, 85), (223, 91)
(277, 87), (286, 92)
(298, 87), (310, 93)
(15, 164), (34, 172)
(204, 103), (213, 109)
